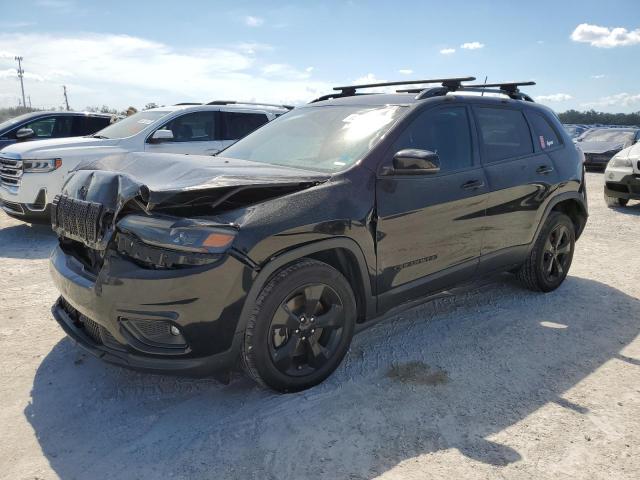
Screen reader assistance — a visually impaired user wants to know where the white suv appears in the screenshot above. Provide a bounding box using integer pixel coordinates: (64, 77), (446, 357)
(604, 142), (640, 207)
(0, 101), (290, 222)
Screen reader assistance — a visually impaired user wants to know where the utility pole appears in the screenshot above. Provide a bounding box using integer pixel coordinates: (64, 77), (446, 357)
(28, 96), (32, 108)
(15, 56), (26, 108)
(62, 85), (70, 111)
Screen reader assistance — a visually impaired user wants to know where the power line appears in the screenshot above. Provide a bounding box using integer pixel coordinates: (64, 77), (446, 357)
(14, 56), (26, 108)
(62, 85), (70, 111)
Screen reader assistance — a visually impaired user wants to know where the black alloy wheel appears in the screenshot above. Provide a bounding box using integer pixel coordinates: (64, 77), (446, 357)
(541, 224), (572, 283)
(243, 259), (356, 392)
(517, 212), (575, 292)
(269, 284), (346, 376)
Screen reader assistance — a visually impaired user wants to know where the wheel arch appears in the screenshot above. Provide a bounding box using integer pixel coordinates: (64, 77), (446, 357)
(549, 196), (588, 240)
(530, 192), (587, 248)
(234, 238), (375, 336)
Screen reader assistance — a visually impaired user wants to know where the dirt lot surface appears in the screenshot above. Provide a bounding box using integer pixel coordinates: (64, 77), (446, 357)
(1, 172), (639, 480)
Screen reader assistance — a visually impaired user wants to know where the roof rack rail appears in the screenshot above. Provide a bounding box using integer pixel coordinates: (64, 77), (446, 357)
(412, 80), (536, 102)
(174, 102), (202, 105)
(310, 77), (476, 103)
(206, 100), (294, 110)
(462, 81), (536, 101)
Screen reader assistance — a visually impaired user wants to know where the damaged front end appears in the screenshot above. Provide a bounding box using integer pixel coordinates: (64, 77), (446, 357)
(48, 153), (329, 375)
(51, 152), (328, 270)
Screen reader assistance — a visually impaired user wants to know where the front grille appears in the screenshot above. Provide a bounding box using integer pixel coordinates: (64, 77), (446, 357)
(0, 199), (25, 214)
(0, 155), (22, 187)
(584, 153), (611, 165)
(59, 297), (123, 349)
(51, 195), (104, 244)
(81, 315), (103, 344)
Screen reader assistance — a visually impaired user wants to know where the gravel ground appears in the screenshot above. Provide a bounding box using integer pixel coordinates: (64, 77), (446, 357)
(1, 172), (639, 480)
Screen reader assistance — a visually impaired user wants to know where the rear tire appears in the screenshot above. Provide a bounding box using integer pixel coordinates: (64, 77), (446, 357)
(517, 212), (575, 292)
(604, 192), (629, 208)
(242, 259), (356, 392)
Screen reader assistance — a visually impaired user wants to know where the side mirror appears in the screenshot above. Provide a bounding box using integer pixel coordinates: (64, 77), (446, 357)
(149, 129), (174, 143)
(15, 128), (35, 141)
(391, 149), (440, 174)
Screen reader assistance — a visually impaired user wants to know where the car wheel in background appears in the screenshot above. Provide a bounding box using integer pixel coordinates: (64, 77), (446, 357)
(604, 192), (629, 208)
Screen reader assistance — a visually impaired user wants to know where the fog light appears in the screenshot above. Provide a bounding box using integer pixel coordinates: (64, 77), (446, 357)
(170, 325), (180, 336)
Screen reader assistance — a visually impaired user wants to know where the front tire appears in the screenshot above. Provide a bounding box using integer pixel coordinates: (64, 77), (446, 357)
(517, 212), (575, 292)
(242, 259), (356, 392)
(604, 192), (629, 208)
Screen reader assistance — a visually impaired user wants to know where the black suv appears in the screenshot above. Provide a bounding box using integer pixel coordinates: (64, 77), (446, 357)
(0, 111), (113, 149)
(49, 78), (588, 392)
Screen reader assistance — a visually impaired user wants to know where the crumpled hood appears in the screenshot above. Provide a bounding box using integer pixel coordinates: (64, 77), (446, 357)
(1, 135), (120, 157)
(55, 152), (330, 249)
(66, 152), (330, 206)
(577, 140), (626, 155)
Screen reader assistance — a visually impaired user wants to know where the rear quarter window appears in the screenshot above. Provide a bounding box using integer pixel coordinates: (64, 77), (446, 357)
(475, 107), (533, 162)
(527, 112), (562, 150)
(220, 112), (269, 140)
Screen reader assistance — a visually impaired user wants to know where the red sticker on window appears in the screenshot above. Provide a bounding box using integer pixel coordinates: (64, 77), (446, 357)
(539, 135), (546, 149)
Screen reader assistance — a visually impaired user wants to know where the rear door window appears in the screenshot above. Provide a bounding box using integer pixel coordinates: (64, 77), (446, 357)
(475, 107), (533, 162)
(527, 112), (561, 150)
(73, 116), (112, 136)
(158, 112), (217, 142)
(220, 112), (269, 140)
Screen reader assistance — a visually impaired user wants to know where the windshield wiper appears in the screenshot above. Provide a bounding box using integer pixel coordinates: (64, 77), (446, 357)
(91, 134), (110, 139)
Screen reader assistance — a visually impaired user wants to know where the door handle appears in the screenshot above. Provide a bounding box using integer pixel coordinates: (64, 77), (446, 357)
(536, 165), (554, 175)
(461, 179), (485, 190)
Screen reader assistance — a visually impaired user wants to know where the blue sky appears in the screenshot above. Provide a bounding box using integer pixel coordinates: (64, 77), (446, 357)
(1, 0), (639, 112)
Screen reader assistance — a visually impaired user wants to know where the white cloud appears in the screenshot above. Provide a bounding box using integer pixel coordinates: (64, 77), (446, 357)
(536, 93), (573, 102)
(305, 66), (314, 73)
(244, 16), (264, 27)
(440, 48), (456, 55)
(262, 63), (311, 80)
(570, 23), (640, 48)
(0, 33), (332, 109)
(582, 93), (640, 108)
(0, 51), (16, 59)
(591, 74), (606, 79)
(398, 69), (413, 75)
(460, 42), (484, 50)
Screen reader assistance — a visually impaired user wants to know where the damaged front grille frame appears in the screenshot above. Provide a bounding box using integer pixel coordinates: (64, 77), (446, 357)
(51, 194), (111, 249)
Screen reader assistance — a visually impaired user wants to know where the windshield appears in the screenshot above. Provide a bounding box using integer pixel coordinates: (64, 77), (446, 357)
(221, 105), (405, 173)
(92, 110), (169, 139)
(0, 112), (39, 132)
(578, 129), (636, 144)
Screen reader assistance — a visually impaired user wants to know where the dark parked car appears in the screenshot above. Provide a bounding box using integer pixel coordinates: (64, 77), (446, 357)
(576, 127), (640, 169)
(563, 124), (588, 140)
(0, 111), (113, 150)
(49, 78), (588, 392)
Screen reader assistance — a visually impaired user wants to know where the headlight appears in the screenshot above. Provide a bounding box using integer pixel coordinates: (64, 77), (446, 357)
(608, 157), (633, 168)
(23, 158), (62, 173)
(117, 214), (236, 254)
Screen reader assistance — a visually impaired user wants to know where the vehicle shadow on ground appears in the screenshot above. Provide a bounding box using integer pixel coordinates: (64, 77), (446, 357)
(613, 202), (640, 216)
(0, 223), (56, 259)
(25, 275), (640, 479)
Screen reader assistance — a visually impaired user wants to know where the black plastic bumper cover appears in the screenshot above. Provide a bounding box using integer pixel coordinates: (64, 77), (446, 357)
(605, 174), (640, 200)
(49, 244), (251, 376)
(52, 300), (241, 376)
